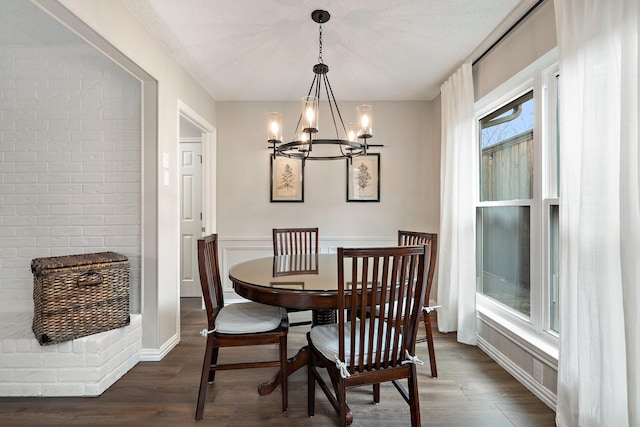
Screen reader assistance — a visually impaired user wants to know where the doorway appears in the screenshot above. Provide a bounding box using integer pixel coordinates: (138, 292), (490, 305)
(179, 112), (216, 297)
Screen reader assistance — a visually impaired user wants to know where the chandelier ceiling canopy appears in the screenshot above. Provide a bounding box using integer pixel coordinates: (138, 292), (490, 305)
(267, 10), (382, 161)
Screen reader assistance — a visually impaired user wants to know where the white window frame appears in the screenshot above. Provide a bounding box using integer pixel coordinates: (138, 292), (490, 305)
(542, 66), (560, 335)
(475, 48), (559, 361)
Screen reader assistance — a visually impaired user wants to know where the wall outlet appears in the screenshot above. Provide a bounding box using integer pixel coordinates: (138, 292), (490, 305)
(533, 359), (544, 383)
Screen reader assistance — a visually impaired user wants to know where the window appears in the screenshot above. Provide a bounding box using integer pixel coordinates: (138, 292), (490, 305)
(477, 206), (531, 315)
(477, 92), (534, 317)
(475, 57), (560, 343)
(480, 91), (534, 202)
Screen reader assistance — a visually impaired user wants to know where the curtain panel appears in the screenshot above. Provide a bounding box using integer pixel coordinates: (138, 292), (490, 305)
(437, 62), (477, 345)
(554, 1), (640, 426)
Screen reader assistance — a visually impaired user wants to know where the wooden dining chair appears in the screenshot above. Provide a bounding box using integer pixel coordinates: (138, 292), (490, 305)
(272, 227), (319, 326)
(272, 227), (319, 256)
(398, 230), (439, 377)
(307, 245), (430, 427)
(195, 234), (289, 420)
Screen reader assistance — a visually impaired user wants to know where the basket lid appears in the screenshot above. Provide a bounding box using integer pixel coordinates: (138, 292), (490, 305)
(31, 252), (128, 275)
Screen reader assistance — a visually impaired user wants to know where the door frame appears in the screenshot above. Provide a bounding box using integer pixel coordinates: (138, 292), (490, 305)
(178, 101), (216, 236)
(177, 101), (216, 311)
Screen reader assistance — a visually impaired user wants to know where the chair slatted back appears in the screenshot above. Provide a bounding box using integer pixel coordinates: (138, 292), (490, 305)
(398, 230), (438, 305)
(272, 227), (319, 255)
(197, 234), (224, 330)
(337, 245), (429, 373)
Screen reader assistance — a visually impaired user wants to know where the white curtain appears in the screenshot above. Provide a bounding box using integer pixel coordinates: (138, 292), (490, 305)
(554, 1), (640, 426)
(437, 62), (477, 345)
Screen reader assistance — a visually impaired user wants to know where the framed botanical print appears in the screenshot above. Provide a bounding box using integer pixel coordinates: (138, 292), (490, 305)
(346, 153), (380, 202)
(270, 155), (304, 202)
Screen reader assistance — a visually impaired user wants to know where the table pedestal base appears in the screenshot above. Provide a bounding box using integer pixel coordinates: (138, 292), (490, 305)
(257, 308), (336, 396)
(312, 309), (336, 326)
(258, 345), (309, 396)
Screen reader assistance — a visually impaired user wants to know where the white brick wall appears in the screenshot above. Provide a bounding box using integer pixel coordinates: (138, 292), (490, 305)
(0, 314), (142, 396)
(0, 40), (144, 396)
(0, 44), (142, 313)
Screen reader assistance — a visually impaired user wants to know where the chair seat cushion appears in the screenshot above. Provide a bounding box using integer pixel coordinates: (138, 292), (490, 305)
(309, 318), (400, 365)
(215, 302), (286, 334)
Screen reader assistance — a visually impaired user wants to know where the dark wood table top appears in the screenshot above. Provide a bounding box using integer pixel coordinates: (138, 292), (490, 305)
(229, 253), (344, 311)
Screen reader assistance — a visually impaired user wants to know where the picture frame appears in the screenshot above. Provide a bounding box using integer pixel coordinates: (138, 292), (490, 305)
(346, 153), (380, 202)
(270, 155), (304, 202)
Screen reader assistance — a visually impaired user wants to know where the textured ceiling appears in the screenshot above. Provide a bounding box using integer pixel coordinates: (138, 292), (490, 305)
(0, 0), (537, 102)
(125, 0), (537, 101)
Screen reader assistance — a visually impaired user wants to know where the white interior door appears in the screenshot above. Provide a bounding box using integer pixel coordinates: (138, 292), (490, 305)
(180, 141), (203, 297)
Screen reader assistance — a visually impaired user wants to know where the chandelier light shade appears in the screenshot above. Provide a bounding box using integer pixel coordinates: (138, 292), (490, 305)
(267, 111), (283, 143)
(357, 104), (373, 138)
(347, 122), (358, 142)
(301, 96), (319, 134)
(267, 9), (382, 161)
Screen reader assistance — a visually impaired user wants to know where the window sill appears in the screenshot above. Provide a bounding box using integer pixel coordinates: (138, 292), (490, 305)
(477, 294), (558, 367)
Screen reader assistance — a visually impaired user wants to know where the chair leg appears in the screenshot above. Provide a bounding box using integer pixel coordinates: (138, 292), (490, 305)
(208, 347), (219, 383)
(424, 310), (437, 378)
(407, 365), (421, 427)
(307, 345), (316, 416)
(195, 341), (215, 420)
(279, 334), (288, 413)
(373, 383), (380, 403)
(337, 377), (348, 427)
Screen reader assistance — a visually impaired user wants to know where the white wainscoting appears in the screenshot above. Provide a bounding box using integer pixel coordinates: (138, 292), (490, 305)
(476, 312), (558, 410)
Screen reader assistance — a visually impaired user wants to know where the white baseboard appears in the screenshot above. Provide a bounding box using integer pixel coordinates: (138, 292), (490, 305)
(477, 335), (557, 411)
(140, 333), (179, 362)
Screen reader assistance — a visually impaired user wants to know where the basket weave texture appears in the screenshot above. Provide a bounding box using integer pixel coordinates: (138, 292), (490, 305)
(31, 252), (130, 345)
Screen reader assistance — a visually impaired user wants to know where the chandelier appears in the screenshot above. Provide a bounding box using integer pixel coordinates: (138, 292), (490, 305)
(267, 10), (381, 161)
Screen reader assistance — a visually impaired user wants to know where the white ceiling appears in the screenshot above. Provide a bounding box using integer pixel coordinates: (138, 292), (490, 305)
(0, 0), (537, 102)
(124, 0), (538, 102)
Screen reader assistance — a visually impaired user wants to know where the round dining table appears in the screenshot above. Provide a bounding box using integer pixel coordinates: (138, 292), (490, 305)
(229, 253), (343, 325)
(228, 253), (342, 396)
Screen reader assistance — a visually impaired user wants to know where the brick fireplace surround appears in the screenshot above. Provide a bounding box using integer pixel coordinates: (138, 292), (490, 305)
(0, 313), (141, 396)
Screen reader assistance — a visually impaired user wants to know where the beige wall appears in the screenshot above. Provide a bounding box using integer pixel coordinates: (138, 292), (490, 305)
(216, 100), (441, 304)
(216, 100), (439, 239)
(473, 0), (557, 100)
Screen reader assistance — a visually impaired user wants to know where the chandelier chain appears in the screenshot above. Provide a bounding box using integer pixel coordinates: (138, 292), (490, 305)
(318, 24), (323, 63)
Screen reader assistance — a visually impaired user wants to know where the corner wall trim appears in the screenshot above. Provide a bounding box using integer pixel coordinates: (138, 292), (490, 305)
(140, 333), (180, 362)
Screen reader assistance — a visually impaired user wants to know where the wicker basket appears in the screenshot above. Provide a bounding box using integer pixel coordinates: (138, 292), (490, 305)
(31, 252), (130, 345)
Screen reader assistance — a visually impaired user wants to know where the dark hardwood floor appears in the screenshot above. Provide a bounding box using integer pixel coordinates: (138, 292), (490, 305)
(0, 298), (556, 426)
